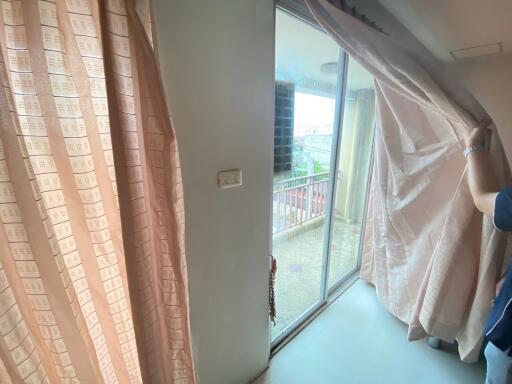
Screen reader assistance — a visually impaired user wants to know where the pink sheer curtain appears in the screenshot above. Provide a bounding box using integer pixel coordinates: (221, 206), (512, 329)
(0, 0), (195, 382)
(306, 0), (511, 361)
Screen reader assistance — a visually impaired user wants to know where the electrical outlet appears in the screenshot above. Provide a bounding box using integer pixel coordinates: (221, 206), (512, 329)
(218, 169), (242, 189)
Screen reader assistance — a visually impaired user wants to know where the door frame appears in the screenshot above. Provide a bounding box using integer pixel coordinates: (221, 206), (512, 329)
(270, 1), (373, 351)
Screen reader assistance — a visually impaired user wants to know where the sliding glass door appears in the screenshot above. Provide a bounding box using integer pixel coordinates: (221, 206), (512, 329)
(327, 59), (375, 291)
(272, 9), (342, 340)
(272, 8), (376, 343)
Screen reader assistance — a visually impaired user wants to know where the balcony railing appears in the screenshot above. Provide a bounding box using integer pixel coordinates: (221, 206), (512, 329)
(273, 172), (329, 234)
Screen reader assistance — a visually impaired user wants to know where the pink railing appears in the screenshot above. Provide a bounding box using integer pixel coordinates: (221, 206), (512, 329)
(273, 172), (329, 234)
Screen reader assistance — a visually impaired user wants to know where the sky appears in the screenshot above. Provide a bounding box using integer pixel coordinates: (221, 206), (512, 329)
(294, 92), (335, 137)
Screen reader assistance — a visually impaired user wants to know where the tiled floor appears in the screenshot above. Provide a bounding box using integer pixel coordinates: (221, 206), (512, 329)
(254, 280), (486, 384)
(272, 218), (361, 339)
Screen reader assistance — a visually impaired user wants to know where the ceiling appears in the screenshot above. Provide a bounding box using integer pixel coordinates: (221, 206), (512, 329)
(376, 0), (512, 62)
(275, 10), (374, 95)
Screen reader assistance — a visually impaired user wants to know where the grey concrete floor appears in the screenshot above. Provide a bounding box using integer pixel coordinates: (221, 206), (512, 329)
(272, 217), (362, 339)
(255, 280), (486, 384)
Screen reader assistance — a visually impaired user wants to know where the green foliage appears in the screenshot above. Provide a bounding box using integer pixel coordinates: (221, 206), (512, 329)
(313, 160), (327, 175)
(292, 140), (328, 177)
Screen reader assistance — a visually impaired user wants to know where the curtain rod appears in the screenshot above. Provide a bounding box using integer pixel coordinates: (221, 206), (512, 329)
(327, 0), (389, 35)
(276, 0), (388, 36)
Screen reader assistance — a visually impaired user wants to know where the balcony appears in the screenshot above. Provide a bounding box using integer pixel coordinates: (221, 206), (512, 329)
(272, 173), (362, 339)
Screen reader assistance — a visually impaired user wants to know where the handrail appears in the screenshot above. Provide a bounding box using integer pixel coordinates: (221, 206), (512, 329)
(274, 172), (329, 186)
(274, 179), (328, 194)
(273, 173), (329, 234)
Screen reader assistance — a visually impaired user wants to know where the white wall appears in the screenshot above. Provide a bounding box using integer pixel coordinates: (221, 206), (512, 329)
(151, 0), (512, 382)
(351, 0), (512, 167)
(452, 54), (512, 167)
(351, 0), (433, 59)
(153, 1), (274, 383)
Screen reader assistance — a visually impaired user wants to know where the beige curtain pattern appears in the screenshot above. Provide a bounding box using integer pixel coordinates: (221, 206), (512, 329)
(306, 0), (511, 362)
(0, 0), (194, 383)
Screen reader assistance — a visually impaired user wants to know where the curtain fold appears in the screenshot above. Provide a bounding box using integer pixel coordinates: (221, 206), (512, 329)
(306, 0), (512, 362)
(100, 0), (195, 382)
(0, 0), (194, 382)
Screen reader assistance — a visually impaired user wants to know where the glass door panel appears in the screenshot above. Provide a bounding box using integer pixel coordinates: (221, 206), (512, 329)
(327, 58), (376, 289)
(272, 9), (342, 340)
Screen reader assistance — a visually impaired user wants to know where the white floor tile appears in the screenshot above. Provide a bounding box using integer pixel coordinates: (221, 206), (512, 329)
(254, 280), (485, 384)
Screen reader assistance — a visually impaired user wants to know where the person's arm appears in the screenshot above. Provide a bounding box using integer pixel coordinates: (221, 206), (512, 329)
(465, 121), (508, 296)
(465, 120), (499, 216)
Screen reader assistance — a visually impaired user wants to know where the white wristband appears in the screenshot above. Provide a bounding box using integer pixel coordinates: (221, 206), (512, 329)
(464, 144), (486, 158)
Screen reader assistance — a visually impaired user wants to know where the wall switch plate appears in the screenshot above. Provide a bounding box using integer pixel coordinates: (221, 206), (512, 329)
(218, 169), (242, 189)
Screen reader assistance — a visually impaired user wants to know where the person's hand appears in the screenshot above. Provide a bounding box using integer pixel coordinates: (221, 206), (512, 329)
(465, 119), (492, 148)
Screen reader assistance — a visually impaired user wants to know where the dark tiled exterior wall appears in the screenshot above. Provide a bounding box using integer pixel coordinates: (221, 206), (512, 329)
(274, 81), (294, 174)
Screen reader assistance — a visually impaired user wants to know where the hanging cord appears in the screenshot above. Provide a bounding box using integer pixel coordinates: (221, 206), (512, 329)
(269, 256), (277, 326)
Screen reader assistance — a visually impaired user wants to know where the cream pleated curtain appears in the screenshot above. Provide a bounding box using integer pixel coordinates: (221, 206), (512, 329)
(306, 0), (512, 362)
(0, 0), (194, 383)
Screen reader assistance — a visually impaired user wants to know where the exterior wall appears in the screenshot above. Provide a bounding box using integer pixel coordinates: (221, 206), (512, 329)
(274, 81), (295, 174)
